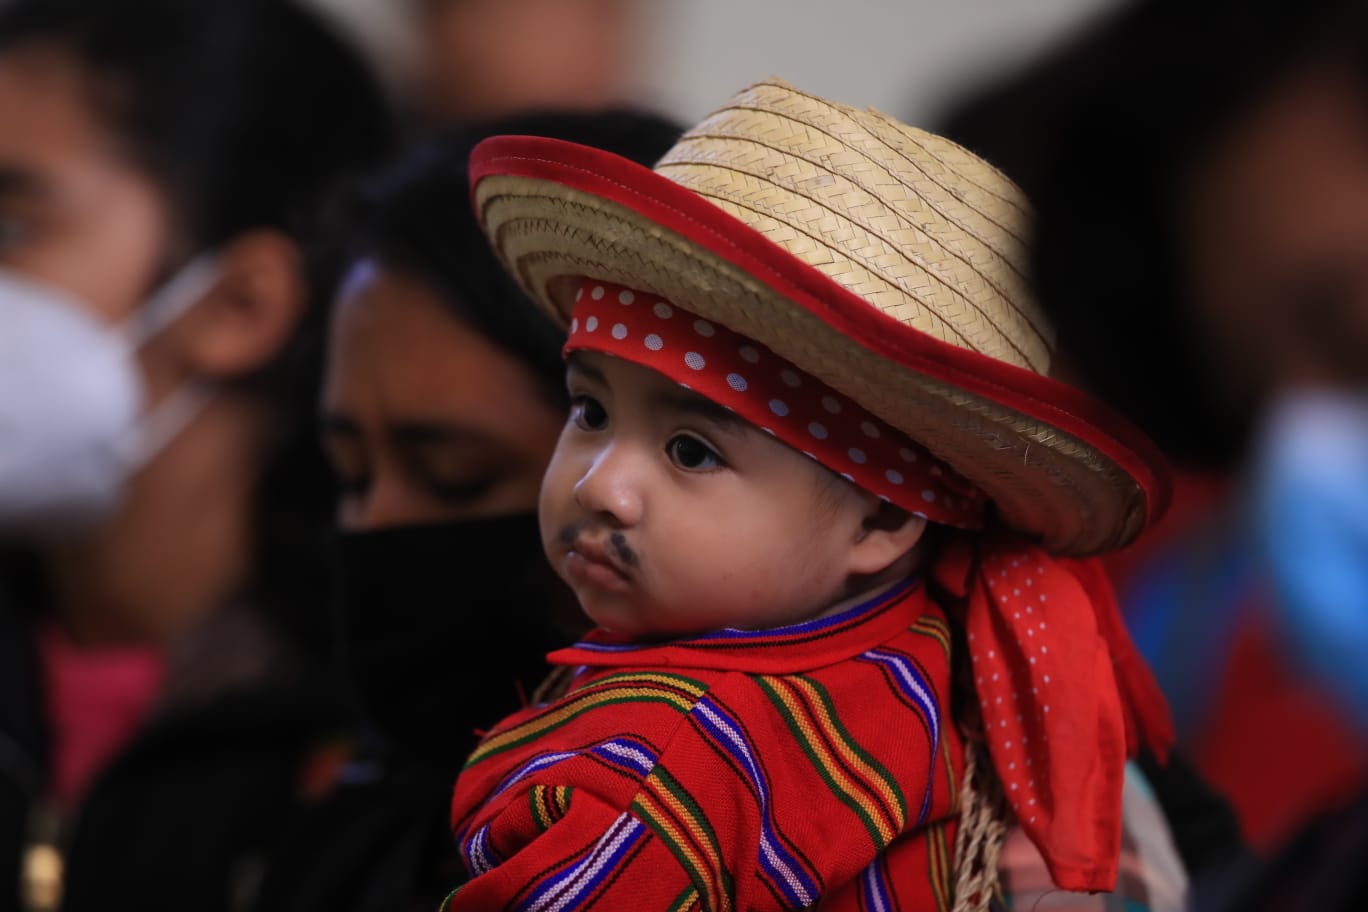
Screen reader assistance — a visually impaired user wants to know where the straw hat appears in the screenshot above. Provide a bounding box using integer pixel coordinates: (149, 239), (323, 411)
(470, 78), (1168, 555)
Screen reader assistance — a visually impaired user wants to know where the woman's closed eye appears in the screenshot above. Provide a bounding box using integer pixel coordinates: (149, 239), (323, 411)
(666, 433), (724, 471)
(569, 394), (608, 431)
(423, 476), (497, 505)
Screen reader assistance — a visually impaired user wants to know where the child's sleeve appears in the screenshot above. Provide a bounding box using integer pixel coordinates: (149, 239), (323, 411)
(444, 771), (715, 912)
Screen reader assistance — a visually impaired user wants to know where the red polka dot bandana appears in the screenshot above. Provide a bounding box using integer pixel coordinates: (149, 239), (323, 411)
(932, 534), (1173, 892)
(565, 279), (1174, 893)
(564, 280), (990, 530)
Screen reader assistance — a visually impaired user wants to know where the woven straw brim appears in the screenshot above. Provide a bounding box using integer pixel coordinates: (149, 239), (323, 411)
(477, 174), (1153, 556)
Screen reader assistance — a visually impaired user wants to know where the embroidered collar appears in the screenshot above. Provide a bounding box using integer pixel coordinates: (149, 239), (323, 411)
(549, 577), (931, 675)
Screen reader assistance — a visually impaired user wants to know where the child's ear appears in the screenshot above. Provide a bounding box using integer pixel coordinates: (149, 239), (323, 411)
(848, 499), (927, 577)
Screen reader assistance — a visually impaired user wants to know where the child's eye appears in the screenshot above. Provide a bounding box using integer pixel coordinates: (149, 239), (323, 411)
(569, 395), (608, 431)
(666, 434), (724, 471)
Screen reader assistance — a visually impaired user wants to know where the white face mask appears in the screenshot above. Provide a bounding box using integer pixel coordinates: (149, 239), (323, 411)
(0, 257), (219, 534)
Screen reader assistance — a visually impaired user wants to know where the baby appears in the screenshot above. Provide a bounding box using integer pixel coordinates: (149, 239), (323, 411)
(443, 79), (1172, 911)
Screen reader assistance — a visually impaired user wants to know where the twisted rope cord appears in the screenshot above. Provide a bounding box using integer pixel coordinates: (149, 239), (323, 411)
(950, 731), (1011, 912)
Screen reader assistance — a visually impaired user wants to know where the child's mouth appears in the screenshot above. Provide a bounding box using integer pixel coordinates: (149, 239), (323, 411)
(562, 532), (635, 592)
(564, 546), (632, 591)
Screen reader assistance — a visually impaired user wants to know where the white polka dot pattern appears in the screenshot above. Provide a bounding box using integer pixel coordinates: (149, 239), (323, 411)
(564, 279), (989, 528)
(935, 532), (1175, 893)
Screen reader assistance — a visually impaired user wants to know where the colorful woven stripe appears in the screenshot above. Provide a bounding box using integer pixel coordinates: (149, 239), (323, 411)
(464, 822), (501, 877)
(530, 785), (575, 832)
(447, 582), (961, 910)
(516, 812), (648, 912)
(632, 766), (735, 912)
(465, 672), (707, 768)
(857, 854), (892, 912)
(911, 613), (953, 659)
(691, 696), (820, 907)
(666, 884), (701, 912)
(758, 674), (907, 849)
(860, 647), (941, 827)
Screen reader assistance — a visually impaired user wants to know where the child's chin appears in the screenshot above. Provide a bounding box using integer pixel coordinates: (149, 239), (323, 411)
(580, 600), (643, 636)
(582, 604), (680, 641)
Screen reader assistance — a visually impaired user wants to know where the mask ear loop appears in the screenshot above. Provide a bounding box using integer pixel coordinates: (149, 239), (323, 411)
(119, 253), (222, 349)
(112, 254), (222, 473)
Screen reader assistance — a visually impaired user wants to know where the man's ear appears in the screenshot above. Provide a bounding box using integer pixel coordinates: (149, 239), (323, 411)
(847, 498), (927, 577)
(175, 230), (307, 379)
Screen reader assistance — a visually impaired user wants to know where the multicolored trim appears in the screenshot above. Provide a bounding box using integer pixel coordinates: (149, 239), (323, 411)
(515, 812), (650, 912)
(690, 696), (821, 907)
(758, 674), (908, 849)
(860, 646), (942, 827)
(465, 672), (708, 769)
(565, 577), (919, 657)
(529, 785), (574, 832)
(631, 767), (736, 912)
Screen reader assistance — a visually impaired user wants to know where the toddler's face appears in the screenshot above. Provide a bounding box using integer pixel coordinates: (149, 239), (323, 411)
(539, 351), (875, 638)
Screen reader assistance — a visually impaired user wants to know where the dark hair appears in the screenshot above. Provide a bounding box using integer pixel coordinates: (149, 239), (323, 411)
(935, 0), (1368, 469)
(346, 108), (684, 405)
(0, 0), (395, 259)
(0, 0), (398, 645)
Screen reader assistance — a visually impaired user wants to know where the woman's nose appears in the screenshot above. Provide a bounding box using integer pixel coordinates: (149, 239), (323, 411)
(572, 442), (645, 527)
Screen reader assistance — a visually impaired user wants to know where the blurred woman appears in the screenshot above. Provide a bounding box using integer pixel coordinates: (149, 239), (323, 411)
(319, 108), (682, 907)
(412, 0), (643, 125)
(0, 0), (397, 908)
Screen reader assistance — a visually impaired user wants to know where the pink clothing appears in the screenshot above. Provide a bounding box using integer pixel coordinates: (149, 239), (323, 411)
(36, 624), (165, 809)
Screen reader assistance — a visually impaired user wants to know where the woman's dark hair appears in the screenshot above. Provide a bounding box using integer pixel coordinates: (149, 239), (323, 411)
(935, 0), (1368, 470)
(0, 0), (398, 646)
(347, 108), (683, 406)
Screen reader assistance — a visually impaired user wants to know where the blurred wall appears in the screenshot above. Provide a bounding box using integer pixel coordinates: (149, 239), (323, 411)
(638, 0), (1121, 126)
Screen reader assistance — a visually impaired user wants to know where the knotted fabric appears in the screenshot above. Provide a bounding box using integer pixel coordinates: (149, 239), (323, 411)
(931, 534), (1173, 892)
(565, 279), (1173, 892)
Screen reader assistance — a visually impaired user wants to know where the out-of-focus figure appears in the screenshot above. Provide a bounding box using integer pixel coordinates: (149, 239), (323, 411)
(322, 108), (682, 772)
(412, 0), (642, 125)
(0, 0), (403, 909)
(936, 0), (1368, 878)
(318, 108), (682, 909)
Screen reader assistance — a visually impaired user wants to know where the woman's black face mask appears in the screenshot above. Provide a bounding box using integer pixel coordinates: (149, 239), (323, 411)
(334, 512), (572, 775)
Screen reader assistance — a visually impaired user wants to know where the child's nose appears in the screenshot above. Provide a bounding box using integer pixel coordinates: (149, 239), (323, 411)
(572, 442), (645, 527)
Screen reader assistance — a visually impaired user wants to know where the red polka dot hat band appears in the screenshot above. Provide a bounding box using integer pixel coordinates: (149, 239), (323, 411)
(565, 279), (990, 529)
